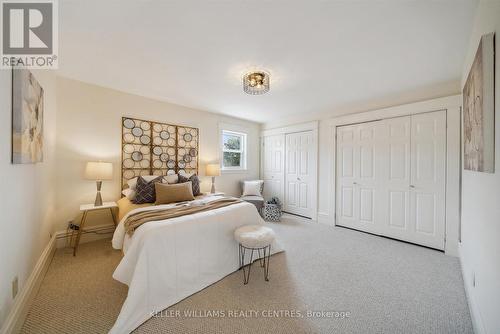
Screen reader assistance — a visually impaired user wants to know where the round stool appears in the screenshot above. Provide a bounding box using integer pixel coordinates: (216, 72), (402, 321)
(234, 225), (276, 284)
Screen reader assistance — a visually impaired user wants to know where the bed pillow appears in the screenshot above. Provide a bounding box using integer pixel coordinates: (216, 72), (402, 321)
(179, 171), (195, 178)
(121, 188), (136, 200)
(155, 182), (195, 205)
(178, 174), (201, 196)
(242, 180), (263, 196)
(133, 176), (162, 204)
(163, 174), (179, 184)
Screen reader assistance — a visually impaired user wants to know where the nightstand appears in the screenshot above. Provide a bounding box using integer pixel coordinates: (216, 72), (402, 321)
(72, 202), (118, 256)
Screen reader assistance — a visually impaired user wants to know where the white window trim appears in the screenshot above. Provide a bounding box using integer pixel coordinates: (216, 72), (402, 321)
(221, 129), (247, 172)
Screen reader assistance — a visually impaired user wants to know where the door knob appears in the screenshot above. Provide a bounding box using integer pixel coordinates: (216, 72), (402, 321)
(297, 177), (301, 181)
(409, 185), (415, 188)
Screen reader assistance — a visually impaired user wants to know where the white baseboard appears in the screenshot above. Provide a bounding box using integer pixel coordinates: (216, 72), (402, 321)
(55, 223), (115, 249)
(317, 212), (333, 226)
(0, 234), (56, 334)
(458, 243), (486, 334)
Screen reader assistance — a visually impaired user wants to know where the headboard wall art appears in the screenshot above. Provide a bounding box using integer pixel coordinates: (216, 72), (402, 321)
(121, 117), (199, 190)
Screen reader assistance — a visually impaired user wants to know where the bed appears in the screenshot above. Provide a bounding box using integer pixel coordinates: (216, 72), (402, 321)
(110, 194), (283, 334)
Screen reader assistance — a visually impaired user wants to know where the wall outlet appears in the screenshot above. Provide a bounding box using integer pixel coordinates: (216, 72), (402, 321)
(12, 276), (18, 299)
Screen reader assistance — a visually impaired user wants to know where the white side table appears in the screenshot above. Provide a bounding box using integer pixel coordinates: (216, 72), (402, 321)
(72, 202), (118, 256)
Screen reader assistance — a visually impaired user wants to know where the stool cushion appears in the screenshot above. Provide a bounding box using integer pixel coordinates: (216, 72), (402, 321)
(234, 225), (275, 248)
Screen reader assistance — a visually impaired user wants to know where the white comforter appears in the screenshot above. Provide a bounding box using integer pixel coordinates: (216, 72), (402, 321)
(110, 196), (283, 334)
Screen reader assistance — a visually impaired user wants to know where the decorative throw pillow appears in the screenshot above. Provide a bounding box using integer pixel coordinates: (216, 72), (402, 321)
(178, 174), (201, 196)
(133, 176), (162, 204)
(242, 180), (263, 196)
(155, 182), (194, 205)
(127, 175), (161, 191)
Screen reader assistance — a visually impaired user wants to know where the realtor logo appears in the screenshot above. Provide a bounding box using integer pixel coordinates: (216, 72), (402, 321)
(1, 0), (58, 68)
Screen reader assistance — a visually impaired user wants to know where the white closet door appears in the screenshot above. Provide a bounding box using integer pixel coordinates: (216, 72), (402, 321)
(336, 121), (384, 234)
(284, 131), (315, 218)
(336, 125), (358, 227)
(380, 116), (412, 241)
(409, 111), (446, 249)
(262, 134), (285, 201)
(336, 111), (446, 250)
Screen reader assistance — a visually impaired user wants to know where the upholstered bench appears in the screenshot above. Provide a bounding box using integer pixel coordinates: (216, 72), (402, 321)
(234, 225), (275, 284)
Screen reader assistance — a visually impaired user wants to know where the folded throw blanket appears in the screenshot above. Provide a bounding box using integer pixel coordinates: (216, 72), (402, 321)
(124, 197), (243, 235)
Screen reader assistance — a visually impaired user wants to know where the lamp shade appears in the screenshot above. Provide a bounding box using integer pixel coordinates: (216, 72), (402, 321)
(84, 162), (113, 180)
(205, 163), (221, 177)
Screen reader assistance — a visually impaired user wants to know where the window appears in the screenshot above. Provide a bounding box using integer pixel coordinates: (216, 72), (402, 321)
(221, 130), (247, 170)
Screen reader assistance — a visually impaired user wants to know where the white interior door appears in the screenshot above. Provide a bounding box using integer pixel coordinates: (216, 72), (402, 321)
(336, 111), (446, 250)
(336, 121), (384, 234)
(284, 131), (315, 218)
(379, 116), (412, 241)
(336, 125), (357, 227)
(262, 134), (285, 201)
(409, 111), (446, 249)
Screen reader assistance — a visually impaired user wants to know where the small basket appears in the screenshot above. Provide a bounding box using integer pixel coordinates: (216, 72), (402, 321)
(263, 203), (282, 222)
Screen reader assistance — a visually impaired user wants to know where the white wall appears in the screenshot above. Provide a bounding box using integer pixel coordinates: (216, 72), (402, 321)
(54, 77), (261, 231)
(0, 70), (57, 327)
(459, 1), (500, 333)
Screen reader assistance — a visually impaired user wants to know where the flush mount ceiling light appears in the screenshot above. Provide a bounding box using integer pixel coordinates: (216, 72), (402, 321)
(243, 71), (270, 95)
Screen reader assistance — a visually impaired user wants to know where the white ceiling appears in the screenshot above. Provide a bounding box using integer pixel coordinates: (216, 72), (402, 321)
(58, 0), (478, 124)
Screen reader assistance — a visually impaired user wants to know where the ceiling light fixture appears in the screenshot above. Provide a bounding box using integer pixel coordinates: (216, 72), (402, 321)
(243, 71), (270, 95)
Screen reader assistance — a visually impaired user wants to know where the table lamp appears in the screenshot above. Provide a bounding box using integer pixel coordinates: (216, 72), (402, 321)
(205, 163), (221, 194)
(84, 161), (113, 206)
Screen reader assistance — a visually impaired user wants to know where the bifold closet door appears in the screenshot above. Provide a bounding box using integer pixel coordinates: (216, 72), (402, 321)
(284, 131), (315, 218)
(379, 116), (412, 242)
(336, 110), (446, 250)
(335, 121), (385, 234)
(408, 111), (446, 249)
(262, 134), (285, 201)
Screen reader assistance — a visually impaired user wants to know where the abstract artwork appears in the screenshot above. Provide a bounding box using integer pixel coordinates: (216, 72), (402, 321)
(463, 32), (495, 173)
(12, 70), (44, 164)
(121, 117), (199, 189)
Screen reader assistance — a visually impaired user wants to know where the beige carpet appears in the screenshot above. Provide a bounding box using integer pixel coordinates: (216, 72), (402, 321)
(21, 215), (473, 334)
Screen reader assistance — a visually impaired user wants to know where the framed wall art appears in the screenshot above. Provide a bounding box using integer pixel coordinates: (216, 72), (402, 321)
(463, 32), (495, 173)
(12, 70), (44, 164)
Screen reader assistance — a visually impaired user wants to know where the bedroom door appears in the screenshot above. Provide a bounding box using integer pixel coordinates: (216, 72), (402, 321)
(284, 131), (316, 218)
(262, 134), (285, 201)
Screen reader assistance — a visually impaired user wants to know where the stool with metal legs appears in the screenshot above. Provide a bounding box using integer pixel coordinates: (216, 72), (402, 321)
(234, 224), (276, 285)
(239, 244), (271, 284)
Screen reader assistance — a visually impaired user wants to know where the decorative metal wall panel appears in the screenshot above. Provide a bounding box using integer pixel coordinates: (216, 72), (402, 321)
(177, 126), (199, 176)
(121, 117), (199, 189)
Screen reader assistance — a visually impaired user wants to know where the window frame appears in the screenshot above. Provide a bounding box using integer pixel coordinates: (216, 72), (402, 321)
(221, 130), (247, 171)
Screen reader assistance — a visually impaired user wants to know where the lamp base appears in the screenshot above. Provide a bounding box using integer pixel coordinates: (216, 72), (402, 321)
(94, 181), (103, 206)
(210, 176), (216, 194)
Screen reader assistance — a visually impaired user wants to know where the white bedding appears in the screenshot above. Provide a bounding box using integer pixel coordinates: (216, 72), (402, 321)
(110, 195), (283, 334)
